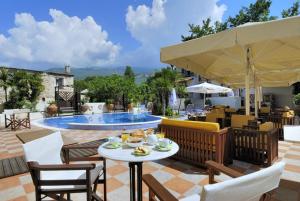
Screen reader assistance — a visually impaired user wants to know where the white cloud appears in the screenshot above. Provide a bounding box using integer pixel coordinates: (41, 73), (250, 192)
(124, 0), (227, 67)
(0, 9), (120, 68)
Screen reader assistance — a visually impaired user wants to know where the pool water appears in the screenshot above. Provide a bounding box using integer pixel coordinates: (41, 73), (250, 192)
(35, 112), (162, 130)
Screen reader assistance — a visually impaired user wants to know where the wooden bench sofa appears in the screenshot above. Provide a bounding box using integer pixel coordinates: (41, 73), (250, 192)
(158, 119), (229, 167)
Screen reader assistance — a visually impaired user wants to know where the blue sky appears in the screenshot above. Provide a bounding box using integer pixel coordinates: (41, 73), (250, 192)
(0, 0), (297, 70)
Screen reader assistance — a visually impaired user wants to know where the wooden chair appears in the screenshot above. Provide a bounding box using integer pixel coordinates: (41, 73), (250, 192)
(143, 160), (285, 201)
(4, 109), (31, 131)
(229, 125), (278, 166)
(23, 132), (106, 201)
(268, 113), (295, 140)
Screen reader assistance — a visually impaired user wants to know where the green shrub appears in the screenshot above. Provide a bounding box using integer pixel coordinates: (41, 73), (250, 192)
(293, 93), (300, 105)
(165, 106), (173, 117)
(184, 99), (192, 108)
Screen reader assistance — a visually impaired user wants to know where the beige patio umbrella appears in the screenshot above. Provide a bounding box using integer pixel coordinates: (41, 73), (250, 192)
(161, 16), (300, 115)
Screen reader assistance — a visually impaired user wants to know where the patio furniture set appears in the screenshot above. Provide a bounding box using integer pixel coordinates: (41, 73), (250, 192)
(20, 115), (287, 201)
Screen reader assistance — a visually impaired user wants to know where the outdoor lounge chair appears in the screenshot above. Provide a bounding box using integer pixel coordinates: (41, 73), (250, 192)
(143, 160), (285, 201)
(23, 132), (106, 201)
(4, 109), (31, 130)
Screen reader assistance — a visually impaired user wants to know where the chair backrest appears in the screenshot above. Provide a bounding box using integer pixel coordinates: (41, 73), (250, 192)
(231, 114), (255, 128)
(23, 131), (63, 164)
(201, 162), (285, 201)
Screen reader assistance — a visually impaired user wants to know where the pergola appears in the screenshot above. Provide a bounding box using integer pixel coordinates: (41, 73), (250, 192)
(160, 16), (300, 116)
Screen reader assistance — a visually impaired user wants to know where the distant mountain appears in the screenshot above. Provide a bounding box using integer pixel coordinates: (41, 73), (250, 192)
(46, 66), (161, 82)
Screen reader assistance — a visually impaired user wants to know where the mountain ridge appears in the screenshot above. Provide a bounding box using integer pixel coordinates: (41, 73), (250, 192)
(46, 66), (161, 81)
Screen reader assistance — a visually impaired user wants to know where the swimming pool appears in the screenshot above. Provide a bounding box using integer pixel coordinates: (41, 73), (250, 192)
(34, 112), (162, 130)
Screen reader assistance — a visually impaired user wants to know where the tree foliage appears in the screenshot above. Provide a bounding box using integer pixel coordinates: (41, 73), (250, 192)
(124, 66), (135, 82)
(0, 68), (11, 102)
(3, 70), (44, 110)
(77, 67), (183, 115)
(282, 1), (300, 18)
(182, 0), (298, 41)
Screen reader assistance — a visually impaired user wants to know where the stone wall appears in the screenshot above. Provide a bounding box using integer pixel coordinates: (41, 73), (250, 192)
(0, 72), (74, 112)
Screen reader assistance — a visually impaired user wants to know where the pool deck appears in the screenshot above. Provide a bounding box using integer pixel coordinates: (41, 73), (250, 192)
(0, 126), (300, 201)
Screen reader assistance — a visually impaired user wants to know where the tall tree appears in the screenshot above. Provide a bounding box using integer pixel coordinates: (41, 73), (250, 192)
(282, 1), (300, 18)
(124, 66), (135, 82)
(0, 68), (10, 102)
(227, 0), (275, 28)
(147, 68), (179, 116)
(182, 0), (276, 41)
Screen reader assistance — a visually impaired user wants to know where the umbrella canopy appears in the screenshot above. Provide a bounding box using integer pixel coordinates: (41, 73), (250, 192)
(161, 16), (300, 114)
(161, 16), (300, 88)
(186, 82), (233, 94)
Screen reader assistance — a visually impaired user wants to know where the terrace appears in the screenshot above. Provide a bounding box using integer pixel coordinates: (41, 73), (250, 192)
(1, 2), (300, 201)
(0, 126), (300, 201)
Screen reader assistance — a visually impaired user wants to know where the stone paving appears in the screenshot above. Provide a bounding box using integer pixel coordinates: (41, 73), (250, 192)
(0, 126), (300, 201)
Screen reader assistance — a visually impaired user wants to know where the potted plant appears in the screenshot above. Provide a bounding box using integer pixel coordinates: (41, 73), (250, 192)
(47, 101), (58, 116)
(106, 99), (114, 112)
(80, 98), (90, 113)
(127, 99), (134, 112)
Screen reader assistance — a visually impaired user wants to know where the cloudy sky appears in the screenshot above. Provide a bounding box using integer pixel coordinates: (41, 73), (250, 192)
(0, 0), (296, 70)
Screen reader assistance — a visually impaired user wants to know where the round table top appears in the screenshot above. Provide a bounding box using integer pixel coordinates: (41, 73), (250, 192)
(98, 141), (179, 162)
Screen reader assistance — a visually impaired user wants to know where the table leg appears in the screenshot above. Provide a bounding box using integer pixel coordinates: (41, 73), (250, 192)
(129, 162), (143, 201)
(129, 162), (136, 201)
(137, 163), (143, 201)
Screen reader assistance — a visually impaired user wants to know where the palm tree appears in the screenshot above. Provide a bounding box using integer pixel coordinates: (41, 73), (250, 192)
(0, 68), (10, 102)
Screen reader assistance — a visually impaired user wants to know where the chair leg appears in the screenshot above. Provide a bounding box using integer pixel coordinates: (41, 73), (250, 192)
(87, 187), (92, 201)
(103, 159), (107, 201)
(67, 193), (71, 201)
(35, 191), (41, 201)
(91, 177), (99, 201)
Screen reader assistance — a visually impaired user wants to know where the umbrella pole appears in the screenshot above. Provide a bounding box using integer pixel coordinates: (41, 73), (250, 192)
(245, 47), (251, 115)
(203, 93), (206, 109)
(254, 73), (258, 118)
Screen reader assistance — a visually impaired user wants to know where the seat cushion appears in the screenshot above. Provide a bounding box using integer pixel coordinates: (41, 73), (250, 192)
(161, 119), (220, 132)
(179, 194), (201, 201)
(259, 122), (274, 131)
(231, 115), (255, 128)
(41, 164), (103, 190)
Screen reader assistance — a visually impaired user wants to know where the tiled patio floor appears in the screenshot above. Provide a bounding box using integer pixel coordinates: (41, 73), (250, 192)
(0, 126), (300, 201)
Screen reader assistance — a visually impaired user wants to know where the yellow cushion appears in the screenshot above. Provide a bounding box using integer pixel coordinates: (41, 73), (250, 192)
(211, 108), (225, 114)
(225, 108), (236, 113)
(206, 112), (225, 123)
(259, 122), (274, 131)
(282, 110), (295, 117)
(161, 118), (220, 132)
(231, 114), (255, 128)
(260, 107), (270, 114)
(214, 105), (226, 109)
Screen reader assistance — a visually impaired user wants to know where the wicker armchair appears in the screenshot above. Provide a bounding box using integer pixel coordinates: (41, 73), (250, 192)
(158, 119), (229, 167)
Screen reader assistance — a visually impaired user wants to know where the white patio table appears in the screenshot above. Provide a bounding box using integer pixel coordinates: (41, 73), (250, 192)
(98, 141), (179, 201)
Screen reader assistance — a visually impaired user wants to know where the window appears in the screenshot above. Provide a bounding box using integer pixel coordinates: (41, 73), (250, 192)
(56, 78), (64, 87)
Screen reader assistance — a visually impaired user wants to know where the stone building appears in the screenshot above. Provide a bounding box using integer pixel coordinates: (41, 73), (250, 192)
(0, 66), (74, 112)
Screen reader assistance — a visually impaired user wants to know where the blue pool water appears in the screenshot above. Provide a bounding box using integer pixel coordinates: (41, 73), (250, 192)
(35, 112), (162, 130)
